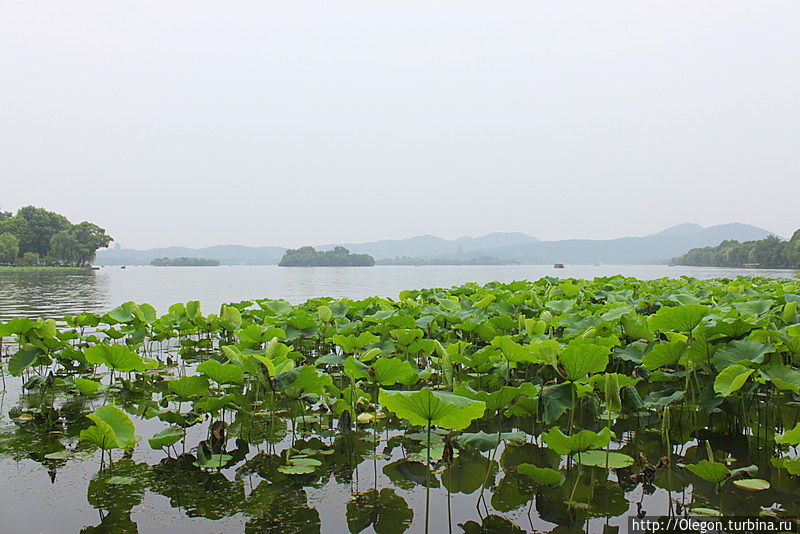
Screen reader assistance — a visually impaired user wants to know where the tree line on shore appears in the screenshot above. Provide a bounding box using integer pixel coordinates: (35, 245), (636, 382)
(0, 206), (112, 267)
(673, 229), (800, 269)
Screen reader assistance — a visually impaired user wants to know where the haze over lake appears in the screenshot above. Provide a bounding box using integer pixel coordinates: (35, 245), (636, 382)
(1, 264), (796, 320)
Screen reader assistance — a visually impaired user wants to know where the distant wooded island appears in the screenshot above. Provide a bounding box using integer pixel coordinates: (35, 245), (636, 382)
(150, 257), (220, 266)
(279, 246), (374, 267)
(376, 256), (519, 266)
(672, 229), (800, 269)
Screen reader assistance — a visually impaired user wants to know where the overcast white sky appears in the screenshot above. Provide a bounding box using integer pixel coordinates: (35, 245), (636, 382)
(1, 1), (798, 249)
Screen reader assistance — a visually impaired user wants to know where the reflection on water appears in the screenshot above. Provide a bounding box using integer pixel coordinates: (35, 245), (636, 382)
(0, 264), (797, 320)
(0, 270), (110, 320)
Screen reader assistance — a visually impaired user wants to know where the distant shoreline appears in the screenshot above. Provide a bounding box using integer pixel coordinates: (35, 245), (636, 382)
(0, 266), (90, 272)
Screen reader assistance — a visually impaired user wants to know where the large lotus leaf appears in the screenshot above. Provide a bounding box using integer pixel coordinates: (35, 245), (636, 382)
(85, 344), (150, 373)
(642, 341), (685, 371)
(80, 405), (136, 450)
(391, 328), (424, 346)
(490, 336), (539, 363)
(168, 375), (210, 399)
(280, 365), (336, 396)
(74, 377), (105, 395)
(649, 304), (710, 333)
(684, 460), (730, 484)
(517, 464), (565, 486)
(107, 302), (136, 323)
(8, 345), (44, 376)
(333, 332), (380, 353)
(256, 299), (293, 315)
(621, 314), (653, 341)
(454, 384), (538, 414)
(379, 388), (485, 430)
(759, 365), (800, 394)
(197, 359), (244, 384)
(148, 426), (184, 449)
(733, 300), (774, 316)
(456, 431), (526, 452)
(713, 364), (754, 397)
(707, 318), (756, 339)
(775, 423), (800, 446)
(574, 450), (634, 469)
(557, 342), (610, 381)
(372, 357), (418, 386)
(194, 394), (235, 414)
(343, 356), (370, 380)
(0, 317), (38, 336)
(542, 427), (613, 455)
(713, 340), (773, 371)
(346, 488), (413, 534)
(540, 382), (575, 425)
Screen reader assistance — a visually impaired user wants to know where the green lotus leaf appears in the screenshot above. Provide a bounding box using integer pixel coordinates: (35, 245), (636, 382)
(379, 388), (485, 430)
(85, 344), (151, 373)
(372, 357), (418, 386)
(684, 460), (730, 484)
(80, 405), (136, 450)
(713, 340), (773, 371)
(574, 450), (634, 469)
(759, 365), (800, 394)
(168, 375), (210, 399)
(542, 427), (613, 455)
(148, 427), (184, 449)
(732, 478), (770, 491)
(714, 364), (754, 397)
(517, 464), (565, 486)
(490, 336), (539, 364)
(557, 342), (610, 381)
(73, 377), (105, 395)
(642, 341), (685, 371)
(194, 394), (235, 414)
(775, 422), (800, 445)
(197, 359), (244, 384)
(649, 304), (710, 333)
(733, 300), (774, 316)
(0, 317), (38, 336)
(8, 345), (45, 376)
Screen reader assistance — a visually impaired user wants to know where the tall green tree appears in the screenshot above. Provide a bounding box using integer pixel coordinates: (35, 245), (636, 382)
(0, 206), (112, 266)
(0, 232), (19, 263)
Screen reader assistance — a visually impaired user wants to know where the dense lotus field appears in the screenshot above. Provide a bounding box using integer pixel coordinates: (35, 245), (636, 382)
(2, 275), (800, 533)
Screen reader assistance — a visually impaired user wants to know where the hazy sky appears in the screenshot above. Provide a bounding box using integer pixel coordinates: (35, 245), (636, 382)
(1, 1), (798, 249)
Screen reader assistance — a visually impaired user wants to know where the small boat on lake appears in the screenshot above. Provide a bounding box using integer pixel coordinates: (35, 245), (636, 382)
(554, 263), (565, 269)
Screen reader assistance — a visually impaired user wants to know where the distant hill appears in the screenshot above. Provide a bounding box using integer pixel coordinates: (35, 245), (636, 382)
(466, 223), (778, 264)
(96, 232), (538, 265)
(95, 224), (778, 265)
(97, 245), (286, 265)
(317, 232), (539, 259)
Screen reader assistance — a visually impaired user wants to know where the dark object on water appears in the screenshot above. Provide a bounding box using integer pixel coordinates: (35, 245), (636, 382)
(121, 266), (126, 269)
(553, 263), (565, 269)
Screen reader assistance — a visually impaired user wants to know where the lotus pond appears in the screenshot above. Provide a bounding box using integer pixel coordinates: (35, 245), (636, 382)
(2, 275), (800, 533)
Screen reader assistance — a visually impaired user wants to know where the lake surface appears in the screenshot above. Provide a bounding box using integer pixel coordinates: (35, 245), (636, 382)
(1, 264), (797, 320)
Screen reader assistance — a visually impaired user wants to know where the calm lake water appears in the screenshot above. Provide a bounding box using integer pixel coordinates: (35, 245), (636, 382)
(1, 264), (797, 321)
